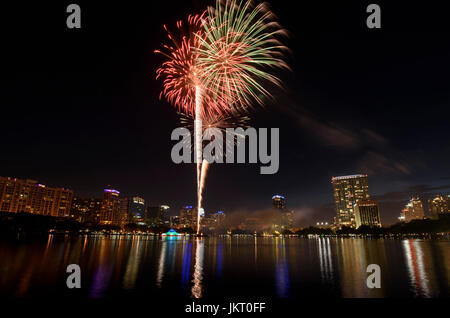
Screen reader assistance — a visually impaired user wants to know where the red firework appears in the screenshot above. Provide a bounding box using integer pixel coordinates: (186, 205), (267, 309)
(155, 12), (235, 118)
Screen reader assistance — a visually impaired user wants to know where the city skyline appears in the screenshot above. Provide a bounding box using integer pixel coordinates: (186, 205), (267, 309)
(1, 174), (448, 228)
(0, 0), (449, 310)
(2, 1), (450, 227)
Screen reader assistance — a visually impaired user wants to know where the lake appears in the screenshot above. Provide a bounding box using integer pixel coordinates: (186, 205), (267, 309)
(0, 235), (449, 299)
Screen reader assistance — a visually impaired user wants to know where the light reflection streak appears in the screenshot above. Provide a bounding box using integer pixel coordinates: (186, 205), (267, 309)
(191, 238), (204, 298)
(90, 238), (113, 298)
(403, 239), (431, 297)
(181, 241), (192, 289)
(318, 237), (334, 283)
(156, 239), (167, 288)
(123, 236), (144, 290)
(275, 237), (290, 297)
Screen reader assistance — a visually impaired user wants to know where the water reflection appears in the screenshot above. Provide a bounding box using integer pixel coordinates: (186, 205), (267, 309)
(275, 237), (290, 297)
(0, 236), (448, 299)
(191, 238), (205, 298)
(123, 236), (144, 290)
(317, 237), (334, 283)
(90, 238), (114, 298)
(402, 239), (431, 297)
(217, 242), (223, 278)
(181, 241), (192, 289)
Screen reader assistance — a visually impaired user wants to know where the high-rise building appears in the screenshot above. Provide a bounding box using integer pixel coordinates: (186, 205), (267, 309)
(146, 205), (170, 226)
(71, 197), (102, 223)
(170, 215), (181, 228)
(281, 210), (294, 229)
(129, 197), (145, 224)
(399, 197), (424, 222)
(428, 194), (450, 220)
(271, 195), (293, 230)
(272, 195), (286, 210)
(0, 176), (73, 217)
(214, 211), (226, 225)
(100, 188), (121, 226)
(120, 198), (130, 224)
(354, 200), (381, 228)
(160, 205), (170, 226)
(180, 205), (196, 229)
(332, 174), (370, 228)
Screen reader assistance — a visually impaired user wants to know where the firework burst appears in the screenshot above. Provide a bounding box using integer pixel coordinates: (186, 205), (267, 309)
(197, 0), (290, 112)
(155, 12), (238, 118)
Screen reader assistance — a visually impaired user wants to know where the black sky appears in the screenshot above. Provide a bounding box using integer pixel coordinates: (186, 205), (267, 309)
(2, 0), (450, 226)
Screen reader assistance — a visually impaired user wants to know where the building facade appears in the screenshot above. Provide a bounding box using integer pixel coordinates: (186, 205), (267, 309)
(146, 205), (170, 227)
(428, 194), (450, 220)
(332, 174), (370, 228)
(71, 196), (102, 223)
(271, 195), (293, 230)
(354, 200), (382, 228)
(399, 197), (424, 222)
(100, 188), (122, 226)
(0, 176), (73, 217)
(129, 196), (145, 224)
(272, 195), (286, 210)
(180, 205), (196, 229)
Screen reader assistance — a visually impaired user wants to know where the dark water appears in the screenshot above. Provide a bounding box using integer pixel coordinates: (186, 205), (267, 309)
(0, 235), (449, 299)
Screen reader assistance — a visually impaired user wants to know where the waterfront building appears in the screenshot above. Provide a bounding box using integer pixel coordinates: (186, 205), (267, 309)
(271, 195), (293, 230)
(170, 215), (181, 228)
(428, 194), (450, 220)
(400, 197), (424, 222)
(146, 205), (170, 226)
(129, 196), (145, 224)
(332, 174), (370, 228)
(214, 211), (226, 225)
(100, 188), (121, 226)
(0, 176), (73, 217)
(71, 196), (102, 223)
(354, 200), (381, 228)
(180, 205), (196, 229)
(272, 195), (286, 210)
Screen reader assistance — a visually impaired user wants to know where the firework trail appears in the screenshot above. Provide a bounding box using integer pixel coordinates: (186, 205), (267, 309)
(155, 13), (210, 235)
(179, 112), (250, 159)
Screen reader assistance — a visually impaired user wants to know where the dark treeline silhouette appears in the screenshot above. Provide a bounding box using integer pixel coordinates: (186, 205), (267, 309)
(296, 216), (450, 236)
(0, 212), (449, 238)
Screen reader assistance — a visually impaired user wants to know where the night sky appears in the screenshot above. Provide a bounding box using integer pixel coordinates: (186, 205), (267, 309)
(2, 1), (450, 226)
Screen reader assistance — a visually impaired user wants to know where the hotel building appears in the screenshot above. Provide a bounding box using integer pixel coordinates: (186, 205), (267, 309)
(354, 200), (382, 228)
(100, 188), (122, 226)
(428, 194), (450, 220)
(332, 174), (370, 228)
(399, 197), (424, 222)
(0, 176), (73, 217)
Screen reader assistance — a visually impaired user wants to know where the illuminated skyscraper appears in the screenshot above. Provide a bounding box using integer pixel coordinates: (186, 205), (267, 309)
(129, 196), (145, 224)
(354, 200), (381, 228)
(120, 198), (130, 223)
(272, 195), (286, 210)
(100, 188), (121, 226)
(0, 176), (73, 217)
(271, 195), (293, 230)
(180, 205), (196, 229)
(428, 194), (449, 219)
(146, 205), (170, 226)
(215, 211), (226, 224)
(400, 197), (424, 222)
(332, 174), (370, 228)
